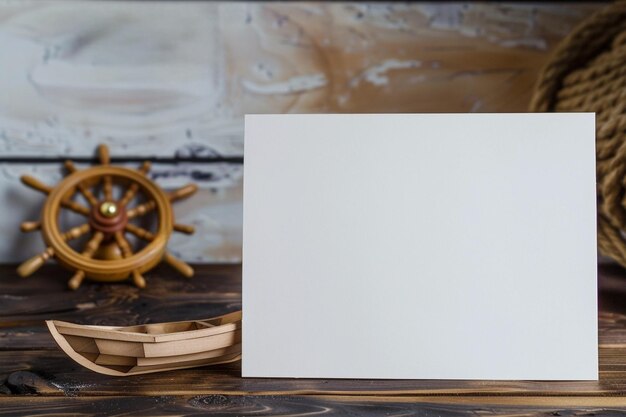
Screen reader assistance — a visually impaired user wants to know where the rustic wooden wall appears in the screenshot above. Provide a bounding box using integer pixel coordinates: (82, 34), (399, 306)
(0, 2), (602, 263)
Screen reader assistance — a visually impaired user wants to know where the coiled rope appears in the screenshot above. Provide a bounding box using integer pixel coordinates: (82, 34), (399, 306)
(530, 2), (626, 267)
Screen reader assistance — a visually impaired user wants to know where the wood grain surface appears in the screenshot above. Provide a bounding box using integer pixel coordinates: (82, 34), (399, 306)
(1, 264), (626, 415)
(3, 395), (626, 416)
(0, 2), (603, 263)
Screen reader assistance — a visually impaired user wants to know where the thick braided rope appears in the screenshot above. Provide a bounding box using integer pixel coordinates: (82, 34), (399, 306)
(530, 2), (626, 267)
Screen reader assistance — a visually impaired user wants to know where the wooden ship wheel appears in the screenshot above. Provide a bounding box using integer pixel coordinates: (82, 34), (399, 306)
(17, 144), (197, 289)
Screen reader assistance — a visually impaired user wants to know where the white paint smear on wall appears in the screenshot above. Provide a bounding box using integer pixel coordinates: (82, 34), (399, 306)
(242, 74), (327, 95)
(350, 59), (422, 87)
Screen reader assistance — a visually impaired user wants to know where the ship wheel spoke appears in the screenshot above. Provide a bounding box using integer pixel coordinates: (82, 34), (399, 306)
(61, 199), (91, 216)
(132, 270), (146, 288)
(82, 231), (104, 258)
(126, 183), (196, 219)
(127, 200), (156, 219)
(98, 144), (110, 165)
(123, 184), (197, 219)
(21, 175), (52, 195)
(115, 232), (144, 287)
(61, 223), (91, 242)
(102, 175), (114, 201)
(68, 270), (85, 290)
(169, 184), (198, 202)
(114, 230), (147, 288)
(22, 174), (90, 215)
(163, 252), (194, 278)
(17, 247), (54, 277)
(98, 145), (114, 201)
(118, 182), (140, 207)
(125, 223), (155, 241)
(174, 224), (195, 235)
(114, 231), (133, 258)
(78, 183), (99, 206)
(20, 221), (41, 233)
(118, 161), (151, 207)
(64, 161), (99, 206)
(138, 160), (151, 175)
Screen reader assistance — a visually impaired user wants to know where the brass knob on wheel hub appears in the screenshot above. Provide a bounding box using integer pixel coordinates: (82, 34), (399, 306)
(99, 201), (118, 218)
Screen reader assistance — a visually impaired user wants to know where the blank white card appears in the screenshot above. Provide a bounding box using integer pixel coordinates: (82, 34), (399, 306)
(242, 113), (597, 380)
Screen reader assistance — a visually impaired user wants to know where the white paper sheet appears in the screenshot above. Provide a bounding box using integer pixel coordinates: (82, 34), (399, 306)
(242, 113), (597, 380)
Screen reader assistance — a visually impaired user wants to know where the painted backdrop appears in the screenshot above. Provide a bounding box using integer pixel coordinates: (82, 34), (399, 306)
(0, 2), (600, 262)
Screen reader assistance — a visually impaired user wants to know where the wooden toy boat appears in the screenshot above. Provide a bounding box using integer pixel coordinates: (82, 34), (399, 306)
(46, 310), (242, 376)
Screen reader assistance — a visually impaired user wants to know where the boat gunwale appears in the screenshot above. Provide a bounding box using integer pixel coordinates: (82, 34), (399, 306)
(53, 320), (241, 343)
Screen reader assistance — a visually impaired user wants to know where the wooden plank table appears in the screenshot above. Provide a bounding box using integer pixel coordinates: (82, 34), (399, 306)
(0, 264), (625, 415)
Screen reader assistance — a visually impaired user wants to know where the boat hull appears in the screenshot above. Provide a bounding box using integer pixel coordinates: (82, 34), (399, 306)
(47, 311), (242, 376)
